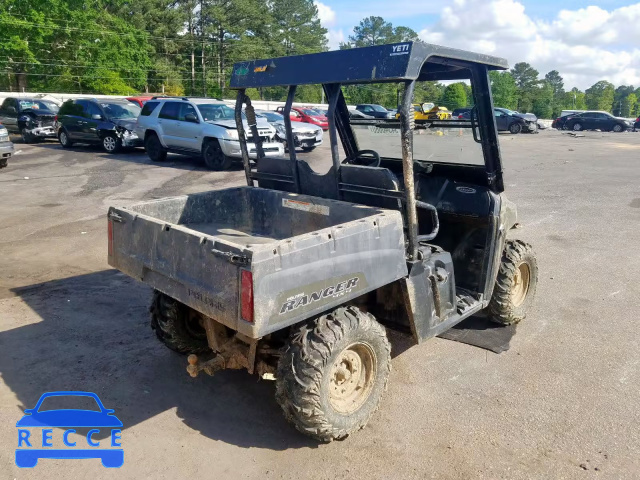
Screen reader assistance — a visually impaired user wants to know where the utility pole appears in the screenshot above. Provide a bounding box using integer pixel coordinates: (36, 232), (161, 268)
(201, 0), (206, 97)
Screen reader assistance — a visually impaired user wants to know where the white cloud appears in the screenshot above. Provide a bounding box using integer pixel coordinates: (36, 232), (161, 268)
(314, 1), (337, 28)
(327, 29), (346, 50)
(418, 0), (640, 89)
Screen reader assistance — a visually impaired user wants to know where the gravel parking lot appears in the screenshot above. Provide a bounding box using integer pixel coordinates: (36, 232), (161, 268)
(1, 129), (640, 479)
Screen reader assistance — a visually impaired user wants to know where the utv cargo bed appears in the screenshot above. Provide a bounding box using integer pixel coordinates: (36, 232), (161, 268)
(108, 187), (407, 338)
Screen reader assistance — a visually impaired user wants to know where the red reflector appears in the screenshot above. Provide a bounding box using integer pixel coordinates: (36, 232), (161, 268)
(241, 270), (254, 323)
(108, 219), (113, 257)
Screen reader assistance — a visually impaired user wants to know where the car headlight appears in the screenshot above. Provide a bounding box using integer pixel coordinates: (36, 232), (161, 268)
(0, 128), (7, 135)
(226, 129), (239, 140)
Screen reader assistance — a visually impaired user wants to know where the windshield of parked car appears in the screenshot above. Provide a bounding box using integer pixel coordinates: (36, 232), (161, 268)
(368, 105), (388, 112)
(259, 111), (284, 122)
(302, 109), (321, 116)
(197, 104), (237, 121)
(101, 102), (141, 119)
(36, 395), (102, 412)
(19, 100), (59, 112)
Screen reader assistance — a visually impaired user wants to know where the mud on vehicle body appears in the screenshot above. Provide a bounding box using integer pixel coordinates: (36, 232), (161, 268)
(108, 41), (538, 442)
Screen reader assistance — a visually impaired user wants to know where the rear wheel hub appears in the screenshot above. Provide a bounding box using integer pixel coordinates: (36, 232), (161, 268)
(511, 262), (531, 307)
(329, 342), (376, 414)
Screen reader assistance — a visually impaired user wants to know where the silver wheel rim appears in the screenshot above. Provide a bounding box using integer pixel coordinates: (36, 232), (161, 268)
(60, 132), (67, 145)
(104, 136), (116, 151)
(573, 124), (581, 131)
(614, 125), (622, 132)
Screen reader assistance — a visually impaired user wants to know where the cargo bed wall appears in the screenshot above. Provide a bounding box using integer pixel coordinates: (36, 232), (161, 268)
(109, 187), (408, 338)
(126, 187), (382, 241)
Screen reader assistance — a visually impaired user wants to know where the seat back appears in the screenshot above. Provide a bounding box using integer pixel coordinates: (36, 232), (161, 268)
(255, 157), (403, 210)
(339, 164), (403, 210)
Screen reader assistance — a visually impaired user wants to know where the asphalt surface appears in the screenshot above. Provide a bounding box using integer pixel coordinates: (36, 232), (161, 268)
(1, 129), (639, 479)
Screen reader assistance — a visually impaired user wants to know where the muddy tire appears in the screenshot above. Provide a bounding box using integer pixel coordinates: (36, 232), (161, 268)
(59, 129), (74, 148)
(488, 239), (538, 325)
(149, 290), (209, 354)
(276, 306), (391, 442)
(202, 139), (232, 171)
(145, 132), (167, 162)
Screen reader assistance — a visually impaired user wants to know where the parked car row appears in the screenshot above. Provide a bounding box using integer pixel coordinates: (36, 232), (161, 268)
(0, 95), (327, 171)
(552, 111), (634, 132)
(2, 94), (634, 172)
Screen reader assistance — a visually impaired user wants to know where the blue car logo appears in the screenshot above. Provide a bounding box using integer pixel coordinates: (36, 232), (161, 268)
(16, 391), (123, 468)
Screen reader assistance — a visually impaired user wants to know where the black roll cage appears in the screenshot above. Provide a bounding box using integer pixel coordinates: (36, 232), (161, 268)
(231, 41), (507, 260)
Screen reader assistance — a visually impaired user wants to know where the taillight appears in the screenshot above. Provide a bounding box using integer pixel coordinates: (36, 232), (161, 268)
(241, 270), (254, 323)
(107, 219), (113, 257)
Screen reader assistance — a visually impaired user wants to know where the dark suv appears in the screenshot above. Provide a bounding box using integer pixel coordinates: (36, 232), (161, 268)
(56, 99), (142, 153)
(0, 97), (59, 142)
(354, 104), (393, 119)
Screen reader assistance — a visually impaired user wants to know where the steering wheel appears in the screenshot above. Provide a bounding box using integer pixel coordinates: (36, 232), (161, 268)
(342, 149), (381, 168)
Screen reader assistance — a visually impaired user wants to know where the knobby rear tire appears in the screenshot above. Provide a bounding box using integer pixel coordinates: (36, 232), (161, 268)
(149, 290), (210, 354)
(276, 306), (391, 442)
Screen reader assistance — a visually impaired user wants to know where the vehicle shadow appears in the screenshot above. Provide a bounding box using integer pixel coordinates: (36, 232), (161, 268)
(2, 270), (317, 450)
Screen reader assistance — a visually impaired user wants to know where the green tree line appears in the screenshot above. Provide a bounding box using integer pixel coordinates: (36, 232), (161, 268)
(1, 6), (638, 118)
(490, 65), (640, 119)
(0, 0), (327, 99)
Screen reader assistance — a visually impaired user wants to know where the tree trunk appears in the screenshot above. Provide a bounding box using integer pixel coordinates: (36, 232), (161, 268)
(218, 27), (224, 96)
(190, 21), (195, 95)
(16, 72), (27, 92)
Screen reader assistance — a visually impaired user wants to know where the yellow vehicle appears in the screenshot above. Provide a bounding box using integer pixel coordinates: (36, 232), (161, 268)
(396, 103), (452, 120)
(425, 105), (452, 120)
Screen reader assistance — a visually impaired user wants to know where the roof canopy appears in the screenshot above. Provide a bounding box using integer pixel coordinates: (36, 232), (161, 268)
(230, 41), (509, 89)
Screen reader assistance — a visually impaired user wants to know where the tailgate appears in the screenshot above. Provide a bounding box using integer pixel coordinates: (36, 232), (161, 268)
(107, 207), (248, 330)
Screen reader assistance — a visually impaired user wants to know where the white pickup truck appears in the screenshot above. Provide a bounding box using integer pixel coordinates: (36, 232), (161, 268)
(135, 97), (284, 170)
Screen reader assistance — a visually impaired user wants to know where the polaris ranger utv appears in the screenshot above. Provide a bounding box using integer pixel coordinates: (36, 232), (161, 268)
(107, 41), (538, 441)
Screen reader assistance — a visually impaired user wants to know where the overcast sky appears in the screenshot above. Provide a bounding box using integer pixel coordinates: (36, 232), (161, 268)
(313, 0), (640, 90)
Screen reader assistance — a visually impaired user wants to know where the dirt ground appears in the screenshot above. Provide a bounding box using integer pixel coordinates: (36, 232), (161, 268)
(1, 129), (640, 479)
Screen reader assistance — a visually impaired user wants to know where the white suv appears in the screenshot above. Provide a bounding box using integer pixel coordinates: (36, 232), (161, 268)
(135, 97), (284, 170)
